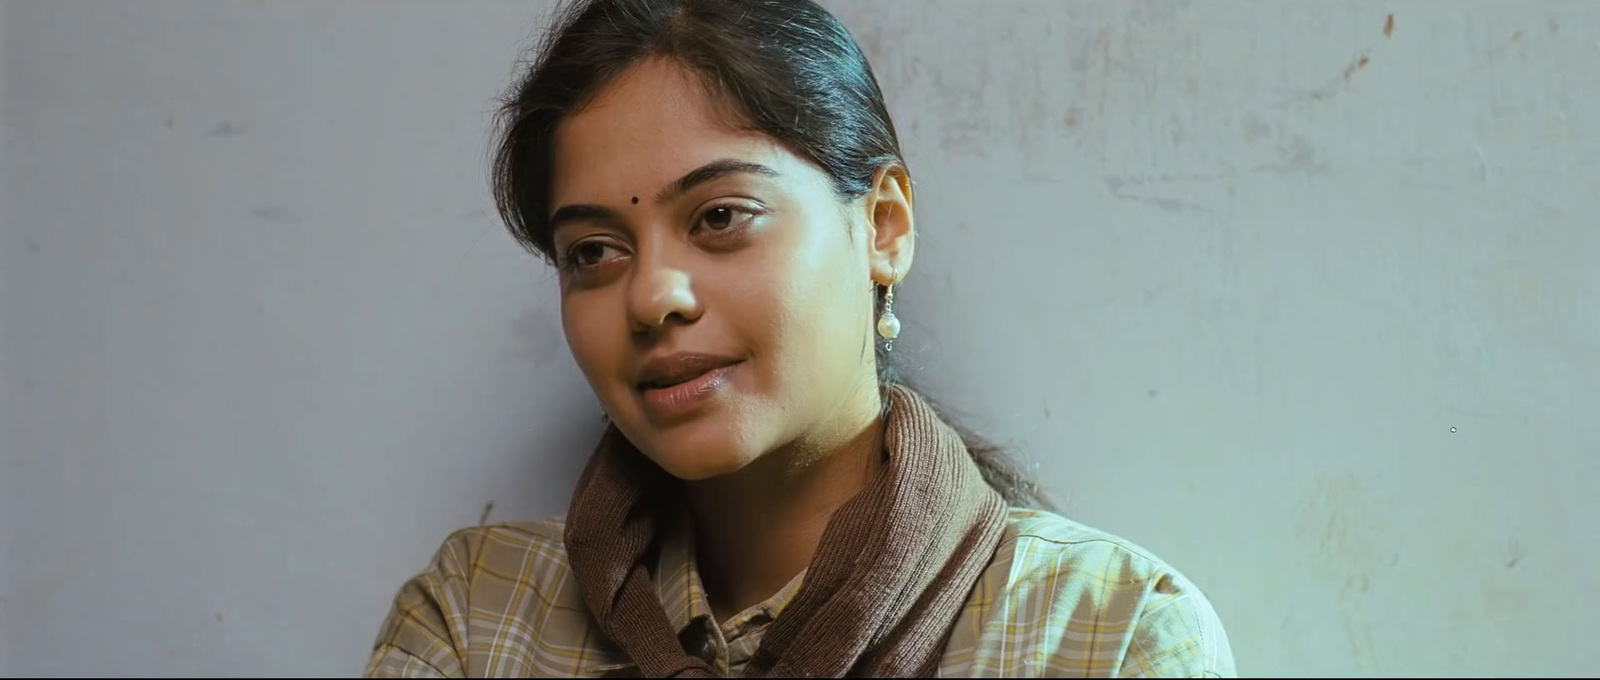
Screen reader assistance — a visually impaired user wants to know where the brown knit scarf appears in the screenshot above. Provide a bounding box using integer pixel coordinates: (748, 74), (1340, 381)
(562, 384), (1009, 678)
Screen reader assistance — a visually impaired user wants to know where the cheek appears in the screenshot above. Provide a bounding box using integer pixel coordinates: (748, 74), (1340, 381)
(746, 220), (870, 383)
(560, 294), (622, 390)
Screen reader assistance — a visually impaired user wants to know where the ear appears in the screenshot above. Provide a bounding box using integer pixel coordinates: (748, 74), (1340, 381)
(863, 163), (915, 286)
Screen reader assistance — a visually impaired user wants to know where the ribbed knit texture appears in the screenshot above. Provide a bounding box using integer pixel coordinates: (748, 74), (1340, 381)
(563, 384), (1009, 678)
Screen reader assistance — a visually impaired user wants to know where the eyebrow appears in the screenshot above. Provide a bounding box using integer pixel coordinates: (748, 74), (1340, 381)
(654, 158), (780, 205)
(547, 158), (781, 234)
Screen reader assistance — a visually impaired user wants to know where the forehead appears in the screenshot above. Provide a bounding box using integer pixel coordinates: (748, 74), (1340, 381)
(549, 59), (797, 206)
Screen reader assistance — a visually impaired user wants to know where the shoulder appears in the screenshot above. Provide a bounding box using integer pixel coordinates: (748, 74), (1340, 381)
(952, 508), (1235, 677)
(434, 515), (570, 556)
(392, 516), (580, 625)
(424, 516), (574, 590)
(992, 507), (1197, 623)
(369, 516), (603, 677)
(1000, 507), (1179, 578)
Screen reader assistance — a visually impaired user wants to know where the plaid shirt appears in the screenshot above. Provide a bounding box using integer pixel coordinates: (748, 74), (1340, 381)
(365, 508), (1235, 677)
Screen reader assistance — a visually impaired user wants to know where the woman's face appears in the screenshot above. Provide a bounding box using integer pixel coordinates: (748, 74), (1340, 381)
(548, 59), (912, 481)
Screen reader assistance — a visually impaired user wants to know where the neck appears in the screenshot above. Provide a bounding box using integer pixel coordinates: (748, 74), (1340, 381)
(684, 386), (887, 622)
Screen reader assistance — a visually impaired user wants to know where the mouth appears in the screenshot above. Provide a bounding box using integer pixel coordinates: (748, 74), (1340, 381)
(637, 371), (716, 391)
(634, 353), (741, 390)
(634, 353), (743, 421)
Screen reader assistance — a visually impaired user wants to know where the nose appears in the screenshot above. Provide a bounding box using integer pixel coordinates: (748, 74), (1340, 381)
(626, 248), (701, 335)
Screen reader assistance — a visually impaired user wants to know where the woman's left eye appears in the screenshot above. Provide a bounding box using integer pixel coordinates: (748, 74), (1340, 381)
(695, 205), (759, 233)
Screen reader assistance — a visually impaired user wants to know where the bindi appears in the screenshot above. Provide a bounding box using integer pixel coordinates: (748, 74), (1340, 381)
(631, 196), (639, 204)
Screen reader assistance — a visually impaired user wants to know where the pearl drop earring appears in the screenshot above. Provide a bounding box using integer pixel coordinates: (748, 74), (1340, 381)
(876, 271), (901, 351)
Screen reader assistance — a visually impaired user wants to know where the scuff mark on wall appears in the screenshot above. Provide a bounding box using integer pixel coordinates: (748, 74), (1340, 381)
(1293, 473), (1401, 671)
(1344, 52), (1372, 82)
(1241, 114), (1273, 143)
(1103, 176), (1211, 213)
(248, 206), (301, 224)
(1238, 113), (1335, 176)
(1474, 537), (1542, 641)
(1479, 29), (1531, 70)
(1142, 279), (1172, 306)
(1101, 170), (1236, 214)
(1308, 50), (1373, 101)
(208, 121), (246, 137)
(1473, 142), (1494, 183)
(1254, 135), (1333, 176)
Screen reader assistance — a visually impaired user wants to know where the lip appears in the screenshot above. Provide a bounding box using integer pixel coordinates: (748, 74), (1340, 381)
(635, 353), (742, 422)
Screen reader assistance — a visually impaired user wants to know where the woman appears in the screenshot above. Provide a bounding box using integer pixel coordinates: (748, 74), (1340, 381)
(365, 0), (1235, 677)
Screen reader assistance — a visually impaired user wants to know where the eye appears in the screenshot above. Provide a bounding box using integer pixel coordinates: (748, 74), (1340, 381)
(562, 239), (626, 271)
(694, 205), (759, 234)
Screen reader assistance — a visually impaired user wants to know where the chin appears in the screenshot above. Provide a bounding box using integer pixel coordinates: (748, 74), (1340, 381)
(635, 421), (761, 482)
(651, 442), (756, 481)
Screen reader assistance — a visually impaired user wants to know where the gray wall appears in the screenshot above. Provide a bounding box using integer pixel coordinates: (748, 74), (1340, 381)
(0, 0), (9, 672)
(3, 0), (1596, 676)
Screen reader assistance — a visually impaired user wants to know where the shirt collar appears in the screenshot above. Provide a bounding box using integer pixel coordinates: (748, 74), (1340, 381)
(654, 508), (809, 636)
(655, 509), (715, 635)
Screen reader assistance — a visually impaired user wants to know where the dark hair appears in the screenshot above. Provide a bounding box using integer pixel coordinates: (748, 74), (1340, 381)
(490, 0), (1053, 510)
